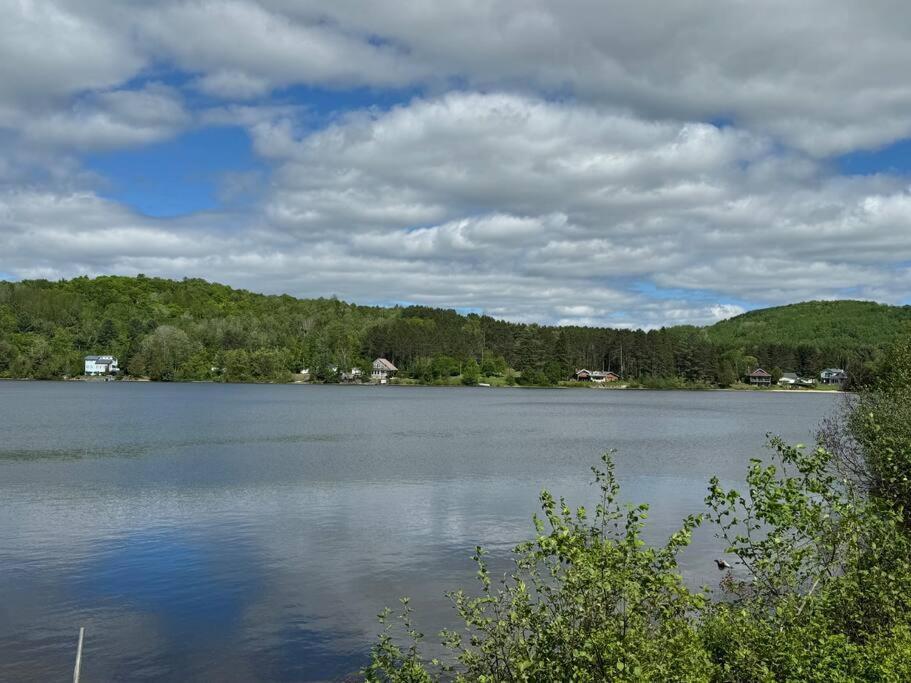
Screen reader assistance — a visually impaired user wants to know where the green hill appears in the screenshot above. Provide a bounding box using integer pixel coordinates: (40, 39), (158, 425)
(706, 300), (911, 348)
(0, 277), (905, 385)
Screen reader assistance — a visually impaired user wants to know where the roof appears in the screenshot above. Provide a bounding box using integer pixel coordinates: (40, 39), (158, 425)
(84, 356), (115, 362)
(781, 373), (799, 380)
(748, 368), (771, 377)
(822, 368), (847, 374)
(374, 358), (398, 371)
(591, 370), (618, 377)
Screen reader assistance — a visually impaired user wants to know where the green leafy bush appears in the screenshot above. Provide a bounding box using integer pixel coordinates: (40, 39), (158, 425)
(366, 454), (714, 682)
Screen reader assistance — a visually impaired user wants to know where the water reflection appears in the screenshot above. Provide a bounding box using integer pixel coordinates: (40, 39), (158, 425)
(0, 383), (837, 681)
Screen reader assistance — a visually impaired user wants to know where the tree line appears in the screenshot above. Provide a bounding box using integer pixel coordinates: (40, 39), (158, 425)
(0, 276), (905, 386)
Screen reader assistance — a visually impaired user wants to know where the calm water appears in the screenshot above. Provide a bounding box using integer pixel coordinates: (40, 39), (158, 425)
(0, 382), (838, 681)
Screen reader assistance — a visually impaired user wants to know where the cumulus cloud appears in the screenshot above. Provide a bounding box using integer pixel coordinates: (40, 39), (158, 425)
(305, 0), (911, 155)
(133, 0), (911, 155)
(7, 2), (911, 154)
(0, 0), (142, 105)
(3, 92), (910, 327)
(2, 3), (911, 327)
(249, 93), (911, 305)
(19, 83), (189, 151)
(138, 0), (425, 94)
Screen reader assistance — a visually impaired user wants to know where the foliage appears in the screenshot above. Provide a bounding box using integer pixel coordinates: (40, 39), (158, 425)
(481, 355), (508, 377)
(0, 276), (393, 382)
(822, 336), (911, 529)
(461, 358), (481, 386)
(705, 300), (911, 350)
(130, 325), (197, 381)
(0, 276), (901, 385)
(701, 434), (911, 681)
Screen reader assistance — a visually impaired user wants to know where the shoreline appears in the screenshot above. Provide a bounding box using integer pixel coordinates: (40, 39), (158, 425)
(0, 376), (846, 394)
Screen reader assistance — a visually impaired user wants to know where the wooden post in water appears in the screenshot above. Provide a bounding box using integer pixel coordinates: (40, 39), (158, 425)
(73, 627), (85, 683)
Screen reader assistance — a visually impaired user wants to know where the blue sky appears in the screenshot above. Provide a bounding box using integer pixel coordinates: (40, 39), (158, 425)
(1, 1), (910, 328)
(838, 139), (911, 177)
(85, 126), (262, 216)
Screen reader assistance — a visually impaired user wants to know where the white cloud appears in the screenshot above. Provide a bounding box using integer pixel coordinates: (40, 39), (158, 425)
(3, 92), (910, 328)
(19, 83), (189, 151)
(0, 0), (142, 104)
(1, 4), (911, 326)
(193, 70), (273, 100)
(7, 2), (911, 155)
(138, 0), (425, 94)
(235, 0), (911, 155)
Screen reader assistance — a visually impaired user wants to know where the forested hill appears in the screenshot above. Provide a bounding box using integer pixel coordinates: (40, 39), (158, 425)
(706, 300), (911, 348)
(0, 276), (906, 386)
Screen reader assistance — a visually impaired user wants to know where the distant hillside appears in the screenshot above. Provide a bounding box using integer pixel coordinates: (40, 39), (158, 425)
(0, 276), (903, 385)
(706, 300), (911, 348)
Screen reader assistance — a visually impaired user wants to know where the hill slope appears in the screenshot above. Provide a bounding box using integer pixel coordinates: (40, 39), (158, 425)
(706, 300), (911, 348)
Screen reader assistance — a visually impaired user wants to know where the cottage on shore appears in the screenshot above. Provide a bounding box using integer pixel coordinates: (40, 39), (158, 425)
(372, 358), (398, 382)
(746, 368), (772, 386)
(820, 368), (848, 385)
(574, 369), (620, 383)
(84, 355), (119, 376)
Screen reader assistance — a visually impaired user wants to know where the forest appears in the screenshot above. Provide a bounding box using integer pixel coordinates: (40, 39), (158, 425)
(0, 275), (908, 387)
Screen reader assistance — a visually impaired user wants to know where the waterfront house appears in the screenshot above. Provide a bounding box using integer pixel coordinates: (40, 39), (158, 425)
(820, 368), (848, 385)
(747, 368), (772, 386)
(778, 372), (799, 386)
(574, 369), (619, 383)
(84, 355), (119, 376)
(372, 358), (398, 381)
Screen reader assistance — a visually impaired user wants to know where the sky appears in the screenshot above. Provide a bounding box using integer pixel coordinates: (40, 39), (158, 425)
(1, 1), (910, 329)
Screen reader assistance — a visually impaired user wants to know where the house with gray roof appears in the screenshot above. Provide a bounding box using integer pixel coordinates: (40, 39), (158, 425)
(820, 368), (848, 385)
(84, 355), (119, 376)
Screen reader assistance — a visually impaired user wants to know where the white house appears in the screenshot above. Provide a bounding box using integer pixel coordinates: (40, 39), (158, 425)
(372, 358), (398, 381)
(84, 355), (119, 376)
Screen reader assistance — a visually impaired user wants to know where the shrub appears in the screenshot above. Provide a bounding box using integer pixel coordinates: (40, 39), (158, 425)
(366, 454), (714, 681)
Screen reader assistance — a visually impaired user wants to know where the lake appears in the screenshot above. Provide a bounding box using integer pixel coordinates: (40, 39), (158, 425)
(0, 382), (838, 681)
